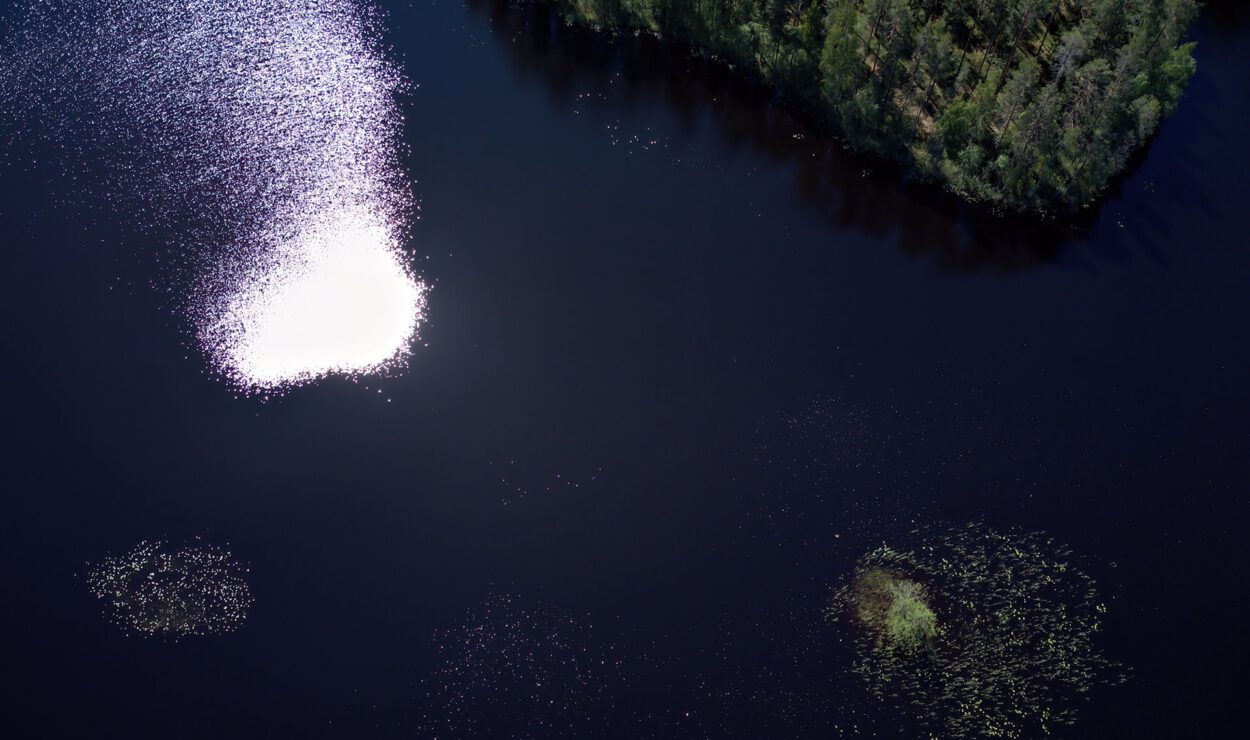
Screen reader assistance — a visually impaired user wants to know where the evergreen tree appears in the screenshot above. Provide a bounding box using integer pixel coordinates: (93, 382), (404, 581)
(550, 0), (1202, 212)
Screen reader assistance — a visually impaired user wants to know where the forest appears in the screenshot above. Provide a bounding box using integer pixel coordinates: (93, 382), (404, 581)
(544, 0), (1200, 213)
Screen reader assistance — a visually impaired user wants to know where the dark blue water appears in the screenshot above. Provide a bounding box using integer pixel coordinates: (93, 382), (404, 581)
(2, 1), (1247, 737)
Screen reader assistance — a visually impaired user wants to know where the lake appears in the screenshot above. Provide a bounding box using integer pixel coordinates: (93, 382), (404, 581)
(1, 0), (1247, 737)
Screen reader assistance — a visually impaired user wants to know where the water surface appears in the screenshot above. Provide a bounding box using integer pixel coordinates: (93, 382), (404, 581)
(1, 1), (1247, 737)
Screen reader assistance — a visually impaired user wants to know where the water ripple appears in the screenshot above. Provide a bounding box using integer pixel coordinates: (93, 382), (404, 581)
(3, 0), (426, 393)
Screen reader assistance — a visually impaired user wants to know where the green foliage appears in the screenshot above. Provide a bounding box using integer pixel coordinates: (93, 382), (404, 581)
(831, 525), (1128, 738)
(938, 97), (974, 150)
(1155, 41), (1198, 113)
(851, 567), (940, 651)
(546, 0), (1201, 213)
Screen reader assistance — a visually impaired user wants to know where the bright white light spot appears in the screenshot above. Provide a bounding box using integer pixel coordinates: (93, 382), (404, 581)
(207, 207), (424, 390)
(6, 0), (429, 395)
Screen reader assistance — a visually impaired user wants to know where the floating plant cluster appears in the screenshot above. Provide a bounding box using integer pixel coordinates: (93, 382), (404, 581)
(847, 567), (940, 653)
(1, 0), (425, 393)
(85, 539), (253, 639)
(831, 523), (1127, 738)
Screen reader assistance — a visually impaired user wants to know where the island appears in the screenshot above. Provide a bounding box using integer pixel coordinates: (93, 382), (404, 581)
(544, 0), (1199, 213)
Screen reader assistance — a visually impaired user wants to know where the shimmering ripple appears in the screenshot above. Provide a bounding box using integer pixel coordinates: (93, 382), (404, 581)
(2, 0), (425, 393)
(416, 593), (631, 738)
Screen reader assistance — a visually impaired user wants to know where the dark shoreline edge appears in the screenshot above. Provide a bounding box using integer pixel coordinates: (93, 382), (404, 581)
(528, 0), (1198, 219)
(474, 0), (1208, 270)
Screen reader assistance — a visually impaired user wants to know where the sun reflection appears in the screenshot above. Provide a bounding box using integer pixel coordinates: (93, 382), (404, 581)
(205, 205), (424, 389)
(2, 0), (426, 394)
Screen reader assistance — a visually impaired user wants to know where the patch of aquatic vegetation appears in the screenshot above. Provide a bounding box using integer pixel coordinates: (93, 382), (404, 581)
(85, 539), (253, 639)
(851, 567), (940, 652)
(830, 523), (1126, 737)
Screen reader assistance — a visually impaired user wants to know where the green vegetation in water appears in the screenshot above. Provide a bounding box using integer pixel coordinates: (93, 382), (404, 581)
(850, 567), (939, 651)
(541, 0), (1199, 213)
(830, 523), (1127, 738)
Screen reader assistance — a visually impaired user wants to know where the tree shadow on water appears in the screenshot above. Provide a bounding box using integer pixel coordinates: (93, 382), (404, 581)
(1203, 0), (1250, 39)
(469, 0), (1209, 274)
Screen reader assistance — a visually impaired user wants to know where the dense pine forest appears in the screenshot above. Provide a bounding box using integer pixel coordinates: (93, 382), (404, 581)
(544, 0), (1200, 213)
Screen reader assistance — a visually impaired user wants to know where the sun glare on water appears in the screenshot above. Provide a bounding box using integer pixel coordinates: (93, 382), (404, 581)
(3, 0), (427, 395)
(207, 207), (424, 390)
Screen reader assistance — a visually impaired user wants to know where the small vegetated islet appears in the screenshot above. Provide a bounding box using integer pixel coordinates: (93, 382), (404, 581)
(831, 524), (1127, 738)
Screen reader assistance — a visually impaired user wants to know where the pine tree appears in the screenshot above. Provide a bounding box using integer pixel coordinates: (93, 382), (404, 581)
(547, 0), (1202, 211)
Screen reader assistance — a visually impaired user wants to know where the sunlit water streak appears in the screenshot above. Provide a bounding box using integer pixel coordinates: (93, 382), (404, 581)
(204, 204), (424, 389)
(1, 0), (425, 393)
